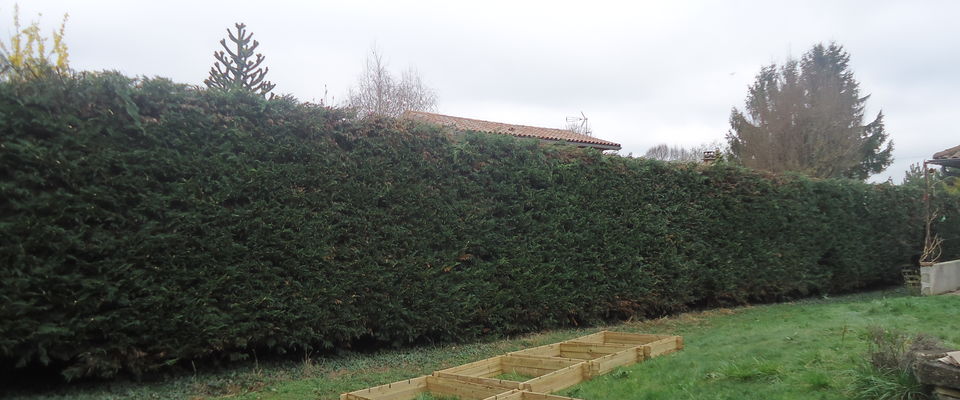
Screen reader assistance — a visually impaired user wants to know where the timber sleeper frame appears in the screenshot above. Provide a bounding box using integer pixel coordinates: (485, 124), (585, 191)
(340, 331), (683, 400)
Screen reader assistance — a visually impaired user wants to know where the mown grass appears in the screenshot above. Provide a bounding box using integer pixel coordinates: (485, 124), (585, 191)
(556, 290), (959, 400)
(8, 289), (958, 400)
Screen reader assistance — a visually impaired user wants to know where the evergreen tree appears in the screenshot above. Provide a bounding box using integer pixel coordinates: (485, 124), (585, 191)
(726, 42), (893, 180)
(204, 23), (275, 96)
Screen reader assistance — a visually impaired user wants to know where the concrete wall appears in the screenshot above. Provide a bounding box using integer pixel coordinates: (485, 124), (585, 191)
(921, 260), (960, 295)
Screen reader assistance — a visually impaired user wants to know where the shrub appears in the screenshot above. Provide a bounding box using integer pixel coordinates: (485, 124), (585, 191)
(851, 368), (927, 400)
(0, 72), (952, 379)
(850, 327), (937, 400)
(0, 5), (70, 81)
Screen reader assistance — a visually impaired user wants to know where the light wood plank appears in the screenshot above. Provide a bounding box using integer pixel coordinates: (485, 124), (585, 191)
(427, 375), (514, 400)
(341, 376), (427, 400)
(522, 364), (588, 393)
(432, 372), (524, 391)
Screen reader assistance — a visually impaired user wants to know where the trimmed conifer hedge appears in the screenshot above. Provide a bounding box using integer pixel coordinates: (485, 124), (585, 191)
(0, 72), (954, 379)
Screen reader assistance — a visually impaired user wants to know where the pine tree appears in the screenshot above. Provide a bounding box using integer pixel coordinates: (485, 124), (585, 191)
(726, 42), (893, 180)
(204, 23), (275, 96)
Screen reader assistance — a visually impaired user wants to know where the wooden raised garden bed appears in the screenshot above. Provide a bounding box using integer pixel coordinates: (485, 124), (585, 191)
(340, 331), (683, 400)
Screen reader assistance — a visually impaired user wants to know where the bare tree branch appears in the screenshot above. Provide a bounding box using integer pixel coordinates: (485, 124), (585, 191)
(643, 141), (725, 163)
(346, 46), (437, 118)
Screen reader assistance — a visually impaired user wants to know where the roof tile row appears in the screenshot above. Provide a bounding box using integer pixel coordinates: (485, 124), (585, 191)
(403, 110), (621, 149)
(933, 144), (960, 160)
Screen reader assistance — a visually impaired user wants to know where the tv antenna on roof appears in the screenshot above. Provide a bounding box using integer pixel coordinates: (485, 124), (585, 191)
(565, 111), (592, 136)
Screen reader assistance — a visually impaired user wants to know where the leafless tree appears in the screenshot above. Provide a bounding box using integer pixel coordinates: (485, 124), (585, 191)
(644, 144), (693, 162)
(564, 112), (591, 136)
(643, 141), (725, 163)
(564, 121), (587, 135)
(346, 47), (437, 118)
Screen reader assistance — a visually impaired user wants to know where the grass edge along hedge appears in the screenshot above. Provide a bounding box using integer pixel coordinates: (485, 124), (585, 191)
(1, 72), (956, 380)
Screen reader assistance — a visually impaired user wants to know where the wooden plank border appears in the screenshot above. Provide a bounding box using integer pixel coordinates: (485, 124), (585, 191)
(481, 390), (582, 400)
(341, 331), (682, 400)
(339, 376), (427, 400)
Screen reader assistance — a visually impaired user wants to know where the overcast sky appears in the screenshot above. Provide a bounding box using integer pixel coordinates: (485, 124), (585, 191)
(5, 0), (958, 182)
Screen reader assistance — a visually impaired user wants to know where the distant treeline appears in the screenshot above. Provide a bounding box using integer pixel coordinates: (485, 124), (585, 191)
(0, 72), (956, 379)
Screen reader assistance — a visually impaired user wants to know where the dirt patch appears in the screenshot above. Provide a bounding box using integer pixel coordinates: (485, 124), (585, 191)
(326, 368), (351, 379)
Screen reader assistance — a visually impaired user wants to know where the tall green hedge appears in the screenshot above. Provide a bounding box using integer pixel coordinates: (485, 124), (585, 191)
(0, 73), (952, 379)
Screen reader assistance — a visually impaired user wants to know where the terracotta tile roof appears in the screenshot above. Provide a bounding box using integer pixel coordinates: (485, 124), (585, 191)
(933, 144), (960, 160)
(403, 110), (621, 150)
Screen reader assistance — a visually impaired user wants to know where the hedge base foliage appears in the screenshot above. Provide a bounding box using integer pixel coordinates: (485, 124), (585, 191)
(0, 72), (955, 379)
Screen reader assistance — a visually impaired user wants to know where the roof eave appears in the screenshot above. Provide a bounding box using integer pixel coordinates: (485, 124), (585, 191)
(536, 138), (620, 151)
(582, 143), (621, 151)
(928, 158), (960, 168)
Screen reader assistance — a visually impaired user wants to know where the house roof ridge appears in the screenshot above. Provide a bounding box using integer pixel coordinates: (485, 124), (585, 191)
(402, 110), (621, 149)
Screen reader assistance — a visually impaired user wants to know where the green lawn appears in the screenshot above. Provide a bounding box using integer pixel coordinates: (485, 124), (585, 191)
(9, 289), (959, 400)
(555, 291), (959, 400)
